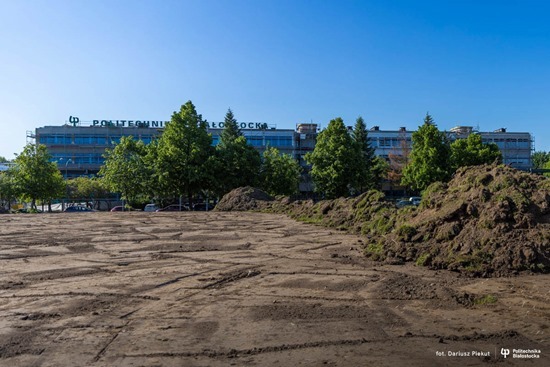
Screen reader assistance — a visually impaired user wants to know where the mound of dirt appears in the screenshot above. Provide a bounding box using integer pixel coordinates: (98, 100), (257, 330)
(215, 187), (274, 211)
(369, 164), (550, 276)
(215, 165), (550, 277)
(279, 190), (396, 235)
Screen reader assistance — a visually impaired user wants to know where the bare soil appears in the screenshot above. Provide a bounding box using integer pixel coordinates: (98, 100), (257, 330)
(0, 212), (548, 366)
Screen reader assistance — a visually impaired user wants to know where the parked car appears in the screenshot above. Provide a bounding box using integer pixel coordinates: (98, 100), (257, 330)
(110, 206), (134, 212)
(409, 196), (422, 206)
(156, 204), (189, 212)
(396, 200), (414, 209)
(144, 203), (159, 212)
(64, 205), (93, 212)
(192, 203), (214, 211)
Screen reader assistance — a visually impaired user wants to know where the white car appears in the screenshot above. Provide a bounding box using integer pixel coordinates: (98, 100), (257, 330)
(409, 196), (421, 206)
(144, 204), (159, 212)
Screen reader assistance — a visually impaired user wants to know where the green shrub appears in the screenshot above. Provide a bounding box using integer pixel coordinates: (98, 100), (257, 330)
(396, 224), (417, 241)
(364, 241), (385, 261)
(416, 253), (431, 266)
(474, 295), (498, 305)
(362, 212), (395, 236)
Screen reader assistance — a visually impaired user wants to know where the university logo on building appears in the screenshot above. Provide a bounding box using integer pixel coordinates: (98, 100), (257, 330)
(67, 116), (269, 130)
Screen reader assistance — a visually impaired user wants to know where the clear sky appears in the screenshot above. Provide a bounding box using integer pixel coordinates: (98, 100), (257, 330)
(1, 0), (549, 160)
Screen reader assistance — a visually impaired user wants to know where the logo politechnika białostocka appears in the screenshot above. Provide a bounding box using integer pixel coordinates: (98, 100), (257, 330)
(501, 348), (541, 359)
(69, 116), (79, 127)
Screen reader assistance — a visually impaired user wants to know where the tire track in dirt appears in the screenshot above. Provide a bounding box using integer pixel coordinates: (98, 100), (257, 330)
(91, 321), (130, 363)
(123, 337), (383, 359)
(0, 292), (160, 301)
(250, 293), (366, 303)
(199, 268), (261, 289)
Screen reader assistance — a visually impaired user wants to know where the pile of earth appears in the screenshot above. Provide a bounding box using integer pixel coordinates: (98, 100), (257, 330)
(366, 164), (550, 277)
(215, 186), (274, 211)
(215, 165), (550, 277)
(273, 190), (397, 236)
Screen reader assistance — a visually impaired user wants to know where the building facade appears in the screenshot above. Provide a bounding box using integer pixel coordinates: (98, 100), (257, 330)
(33, 119), (300, 178)
(33, 124), (162, 178)
(33, 119), (533, 187)
(365, 125), (533, 169)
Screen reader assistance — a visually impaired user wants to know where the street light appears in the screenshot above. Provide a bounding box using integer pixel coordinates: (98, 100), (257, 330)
(64, 158), (73, 179)
(59, 158), (73, 210)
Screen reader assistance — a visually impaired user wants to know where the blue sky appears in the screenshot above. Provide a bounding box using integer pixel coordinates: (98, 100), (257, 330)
(1, 0), (549, 159)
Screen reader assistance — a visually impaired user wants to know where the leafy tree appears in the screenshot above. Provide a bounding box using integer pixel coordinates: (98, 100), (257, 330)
(99, 136), (150, 207)
(388, 130), (411, 189)
(260, 147), (301, 196)
(155, 101), (214, 207)
(544, 160), (550, 178)
(213, 109), (261, 196)
(450, 133), (501, 169)
(532, 151), (550, 169)
(67, 176), (110, 208)
(305, 117), (360, 198)
(0, 156), (10, 162)
(142, 139), (168, 205)
(219, 108), (241, 144)
(401, 114), (452, 192)
(370, 156), (390, 189)
(0, 171), (17, 210)
(10, 143), (65, 210)
(351, 116), (379, 192)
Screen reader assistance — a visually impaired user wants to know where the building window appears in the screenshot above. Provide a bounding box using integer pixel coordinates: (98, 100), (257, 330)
(39, 135), (71, 145)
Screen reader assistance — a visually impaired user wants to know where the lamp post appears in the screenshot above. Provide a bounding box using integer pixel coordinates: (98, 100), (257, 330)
(65, 158), (72, 179)
(61, 158), (73, 211)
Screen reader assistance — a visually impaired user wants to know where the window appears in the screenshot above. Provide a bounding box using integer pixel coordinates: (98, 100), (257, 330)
(379, 138), (391, 147)
(39, 135), (71, 145)
(247, 136), (263, 147)
(265, 136), (293, 147)
(72, 153), (104, 165)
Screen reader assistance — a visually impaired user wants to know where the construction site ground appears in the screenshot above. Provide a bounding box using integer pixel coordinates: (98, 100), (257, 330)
(0, 212), (548, 366)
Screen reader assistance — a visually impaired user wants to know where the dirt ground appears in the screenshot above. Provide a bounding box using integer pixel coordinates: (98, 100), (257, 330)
(0, 212), (548, 367)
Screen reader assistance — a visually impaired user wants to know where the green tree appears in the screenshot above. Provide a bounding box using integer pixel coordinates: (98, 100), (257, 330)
(67, 176), (110, 208)
(532, 151), (550, 169)
(155, 101), (214, 206)
(142, 139), (167, 204)
(0, 156), (10, 162)
(352, 116), (378, 192)
(401, 114), (452, 192)
(260, 147), (301, 196)
(10, 143), (65, 210)
(388, 130), (411, 190)
(0, 171), (18, 210)
(213, 109), (261, 196)
(219, 108), (241, 144)
(371, 156), (390, 189)
(450, 133), (502, 169)
(99, 136), (150, 207)
(305, 117), (360, 198)
(544, 160), (550, 178)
